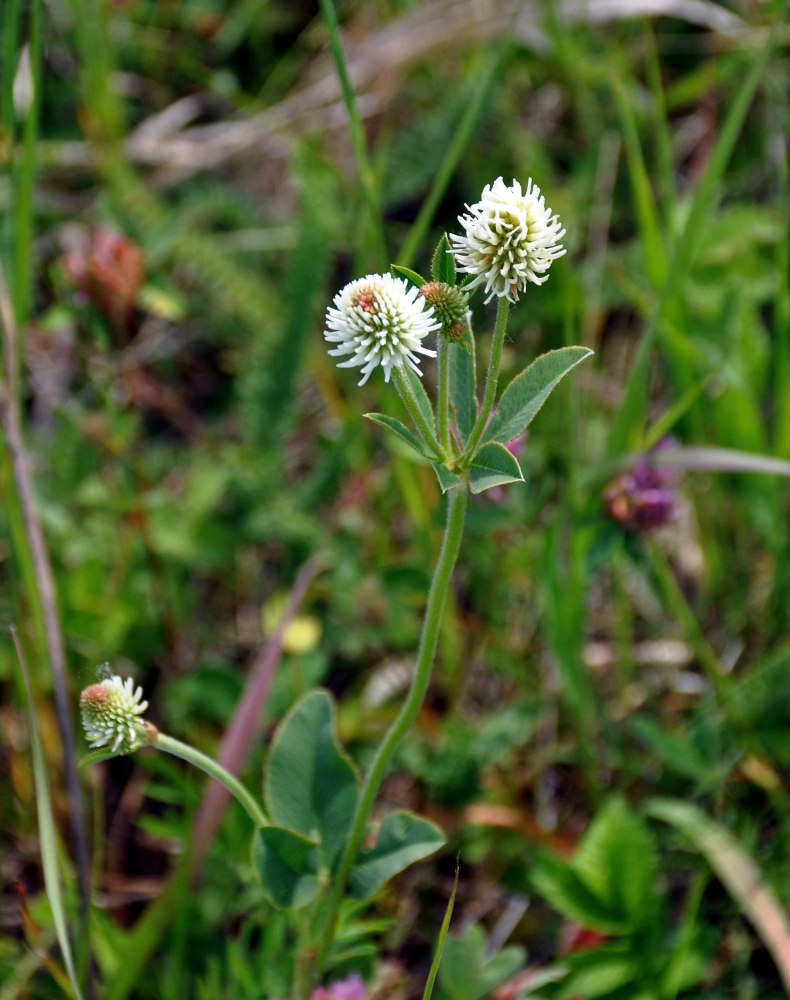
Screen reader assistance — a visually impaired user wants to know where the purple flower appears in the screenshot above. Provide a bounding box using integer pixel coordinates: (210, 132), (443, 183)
(604, 440), (680, 532)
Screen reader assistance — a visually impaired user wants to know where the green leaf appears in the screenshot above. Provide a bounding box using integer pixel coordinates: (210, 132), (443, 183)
(348, 811), (446, 899)
(484, 347), (593, 445)
(572, 798), (657, 928)
(531, 852), (631, 935)
(264, 690), (359, 867)
(402, 365), (438, 440)
(252, 826), (321, 909)
(365, 412), (435, 460)
(468, 441), (524, 494)
(432, 463), (464, 493)
(438, 923), (525, 1000)
(448, 340), (476, 445)
(391, 264), (427, 288)
(431, 234), (455, 285)
(531, 797), (657, 934)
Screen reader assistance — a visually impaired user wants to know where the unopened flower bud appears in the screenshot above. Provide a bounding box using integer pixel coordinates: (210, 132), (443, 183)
(80, 673), (152, 754)
(419, 282), (469, 341)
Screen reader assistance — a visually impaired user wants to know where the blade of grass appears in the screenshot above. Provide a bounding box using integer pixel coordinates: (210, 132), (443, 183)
(422, 861), (460, 1000)
(12, 627), (84, 1000)
(644, 24), (677, 222)
(647, 798), (790, 993)
(318, 0), (386, 268)
(607, 50), (667, 290)
(396, 38), (510, 270)
(607, 2), (789, 456)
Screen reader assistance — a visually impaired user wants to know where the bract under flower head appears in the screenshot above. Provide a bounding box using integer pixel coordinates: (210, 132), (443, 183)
(449, 177), (566, 303)
(324, 273), (439, 386)
(80, 674), (150, 754)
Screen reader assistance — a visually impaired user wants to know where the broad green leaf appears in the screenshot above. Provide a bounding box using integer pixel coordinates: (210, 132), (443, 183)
(438, 923), (525, 1000)
(431, 234), (455, 285)
(448, 340), (476, 445)
(252, 826), (320, 909)
(391, 264), (427, 288)
(264, 690), (358, 867)
(572, 797), (657, 928)
(365, 412), (435, 460)
(432, 463), (464, 493)
(468, 441), (524, 494)
(349, 811), (446, 899)
(561, 949), (638, 999)
(530, 851), (632, 935)
(484, 347), (593, 445)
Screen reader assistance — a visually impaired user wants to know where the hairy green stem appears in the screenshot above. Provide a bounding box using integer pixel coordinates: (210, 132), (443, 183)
(437, 338), (451, 455)
(314, 487), (468, 973)
(153, 732), (268, 829)
(462, 297), (509, 462)
(393, 365), (442, 459)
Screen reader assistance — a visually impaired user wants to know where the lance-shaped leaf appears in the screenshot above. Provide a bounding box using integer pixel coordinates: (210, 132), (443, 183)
(449, 340), (476, 446)
(264, 690), (358, 867)
(431, 234), (456, 285)
(391, 264), (427, 289)
(252, 826), (321, 909)
(469, 441), (524, 494)
(365, 412), (435, 460)
(399, 365), (440, 454)
(484, 347), (593, 445)
(349, 811), (446, 899)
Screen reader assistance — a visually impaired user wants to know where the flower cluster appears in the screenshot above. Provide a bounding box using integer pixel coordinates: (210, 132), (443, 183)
(449, 176), (566, 303)
(80, 673), (152, 754)
(323, 273), (439, 386)
(604, 443), (680, 532)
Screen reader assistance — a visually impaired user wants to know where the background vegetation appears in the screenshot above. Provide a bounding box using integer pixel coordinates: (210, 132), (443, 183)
(2, 1), (790, 998)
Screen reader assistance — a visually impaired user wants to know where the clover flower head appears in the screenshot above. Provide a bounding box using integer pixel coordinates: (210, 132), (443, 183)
(324, 273), (440, 386)
(80, 673), (151, 754)
(449, 177), (566, 303)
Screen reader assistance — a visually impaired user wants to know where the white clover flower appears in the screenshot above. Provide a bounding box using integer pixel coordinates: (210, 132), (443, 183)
(80, 674), (151, 754)
(324, 273), (440, 386)
(449, 177), (566, 303)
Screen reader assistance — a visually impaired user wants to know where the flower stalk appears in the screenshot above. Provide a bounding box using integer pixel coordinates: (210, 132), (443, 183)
(314, 485), (468, 974)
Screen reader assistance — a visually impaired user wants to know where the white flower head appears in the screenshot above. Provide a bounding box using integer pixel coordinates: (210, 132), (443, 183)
(324, 273), (439, 386)
(450, 177), (566, 303)
(80, 673), (151, 754)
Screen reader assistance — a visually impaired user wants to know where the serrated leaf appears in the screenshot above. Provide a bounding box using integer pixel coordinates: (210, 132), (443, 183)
(252, 826), (320, 909)
(365, 412), (435, 459)
(349, 811), (445, 899)
(484, 347), (593, 445)
(431, 234), (455, 285)
(392, 264), (427, 288)
(448, 340), (476, 445)
(572, 797), (657, 928)
(468, 441), (524, 494)
(531, 852), (632, 935)
(264, 690), (358, 867)
(432, 463), (464, 493)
